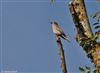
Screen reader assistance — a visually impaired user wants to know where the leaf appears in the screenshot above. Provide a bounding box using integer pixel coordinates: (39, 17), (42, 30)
(94, 32), (100, 40)
(93, 22), (99, 25)
(85, 66), (91, 70)
(98, 29), (100, 32)
(97, 42), (100, 45)
(79, 67), (85, 72)
(91, 12), (100, 18)
(96, 16), (100, 22)
(94, 69), (99, 73)
(97, 0), (100, 2)
(94, 25), (100, 29)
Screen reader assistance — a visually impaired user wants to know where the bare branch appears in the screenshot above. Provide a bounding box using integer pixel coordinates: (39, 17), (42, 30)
(55, 34), (67, 73)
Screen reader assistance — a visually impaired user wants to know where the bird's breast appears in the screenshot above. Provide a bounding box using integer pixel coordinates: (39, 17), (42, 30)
(52, 24), (60, 34)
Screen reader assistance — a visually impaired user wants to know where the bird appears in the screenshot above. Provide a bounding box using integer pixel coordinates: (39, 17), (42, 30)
(51, 21), (70, 42)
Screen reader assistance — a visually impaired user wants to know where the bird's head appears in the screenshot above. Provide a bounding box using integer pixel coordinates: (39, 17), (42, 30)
(50, 21), (58, 25)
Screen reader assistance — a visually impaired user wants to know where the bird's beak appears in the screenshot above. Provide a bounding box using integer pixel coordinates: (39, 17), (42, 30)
(50, 22), (52, 24)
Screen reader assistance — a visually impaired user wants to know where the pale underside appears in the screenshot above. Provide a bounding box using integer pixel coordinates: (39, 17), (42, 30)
(52, 23), (65, 35)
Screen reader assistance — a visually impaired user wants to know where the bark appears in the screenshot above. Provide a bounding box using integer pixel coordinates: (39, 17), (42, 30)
(69, 0), (100, 72)
(55, 34), (67, 73)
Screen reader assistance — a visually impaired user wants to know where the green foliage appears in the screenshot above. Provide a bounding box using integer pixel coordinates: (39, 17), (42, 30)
(91, 12), (100, 19)
(91, 12), (100, 41)
(85, 66), (91, 71)
(92, 12), (100, 25)
(79, 66), (85, 73)
(79, 66), (100, 73)
(79, 66), (91, 73)
(93, 33), (100, 40)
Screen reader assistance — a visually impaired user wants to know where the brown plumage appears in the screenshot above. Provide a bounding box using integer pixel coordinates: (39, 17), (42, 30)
(51, 21), (70, 42)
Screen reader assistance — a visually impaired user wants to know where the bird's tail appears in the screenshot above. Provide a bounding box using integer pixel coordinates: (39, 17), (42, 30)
(66, 39), (70, 43)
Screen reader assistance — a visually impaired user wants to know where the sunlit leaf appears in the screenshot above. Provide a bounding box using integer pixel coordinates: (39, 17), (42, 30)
(97, 42), (100, 45)
(94, 69), (99, 73)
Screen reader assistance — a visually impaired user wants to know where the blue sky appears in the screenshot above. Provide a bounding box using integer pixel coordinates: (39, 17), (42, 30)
(0, 0), (99, 73)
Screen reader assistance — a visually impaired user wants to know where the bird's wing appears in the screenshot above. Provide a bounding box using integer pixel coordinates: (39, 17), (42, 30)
(56, 25), (66, 35)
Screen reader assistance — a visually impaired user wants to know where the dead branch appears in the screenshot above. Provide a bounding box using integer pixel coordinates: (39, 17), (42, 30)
(55, 34), (67, 73)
